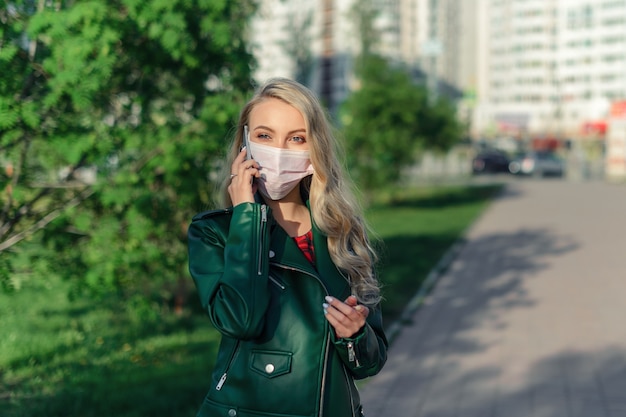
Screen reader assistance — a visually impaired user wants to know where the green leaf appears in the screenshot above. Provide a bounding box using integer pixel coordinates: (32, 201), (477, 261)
(20, 101), (41, 129)
(0, 43), (19, 63)
(73, 211), (93, 232)
(0, 98), (19, 129)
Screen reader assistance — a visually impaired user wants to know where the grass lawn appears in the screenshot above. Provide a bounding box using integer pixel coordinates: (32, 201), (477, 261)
(0, 278), (221, 417)
(0, 183), (502, 417)
(368, 184), (503, 325)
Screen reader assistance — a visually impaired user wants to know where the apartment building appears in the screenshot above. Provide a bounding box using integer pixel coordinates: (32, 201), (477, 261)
(249, 0), (319, 84)
(250, 0), (363, 113)
(475, 0), (626, 138)
(250, 0), (451, 112)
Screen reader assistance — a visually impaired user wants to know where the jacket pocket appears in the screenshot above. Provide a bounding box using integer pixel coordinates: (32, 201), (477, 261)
(249, 350), (292, 379)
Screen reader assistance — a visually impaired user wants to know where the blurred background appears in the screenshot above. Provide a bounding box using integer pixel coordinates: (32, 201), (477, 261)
(250, 0), (626, 183)
(1, 0), (625, 416)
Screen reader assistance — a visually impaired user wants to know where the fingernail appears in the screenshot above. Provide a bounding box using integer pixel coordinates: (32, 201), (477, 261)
(355, 305), (363, 311)
(325, 296), (333, 303)
(322, 303), (329, 309)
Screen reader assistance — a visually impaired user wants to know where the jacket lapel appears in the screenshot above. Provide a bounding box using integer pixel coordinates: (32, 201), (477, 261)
(269, 224), (318, 277)
(267, 204), (352, 299)
(310, 223), (352, 300)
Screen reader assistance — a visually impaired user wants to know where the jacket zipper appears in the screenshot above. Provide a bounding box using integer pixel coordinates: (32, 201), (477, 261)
(271, 262), (330, 417)
(341, 360), (358, 417)
(318, 337), (331, 417)
(257, 205), (268, 276)
(268, 274), (286, 290)
(215, 340), (241, 391)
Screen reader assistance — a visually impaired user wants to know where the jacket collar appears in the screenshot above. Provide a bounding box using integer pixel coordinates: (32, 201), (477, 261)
(268, 202), (351, 299)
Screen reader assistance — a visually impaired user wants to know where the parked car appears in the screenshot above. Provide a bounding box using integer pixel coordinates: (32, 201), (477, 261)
(472, 150), (511, 174)
(508, 151), (565, 177)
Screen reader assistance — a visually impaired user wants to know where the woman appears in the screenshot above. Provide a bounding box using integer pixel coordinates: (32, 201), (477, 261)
(187, 78), (387, 417)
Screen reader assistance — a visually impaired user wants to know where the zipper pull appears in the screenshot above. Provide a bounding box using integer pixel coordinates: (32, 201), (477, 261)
(347, 342), (356, 362)
(216, 373), (227, 390)
(347, 341), (361, 367)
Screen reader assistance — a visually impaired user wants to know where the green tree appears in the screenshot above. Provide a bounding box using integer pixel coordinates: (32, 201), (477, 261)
(339, 0), (462, 189)
(340, 55), (463, 189)
(0, 0), (257, 303)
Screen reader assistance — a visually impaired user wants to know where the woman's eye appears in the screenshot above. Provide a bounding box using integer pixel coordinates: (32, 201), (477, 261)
(291, 136), (306, 143)
(256, 133), (271, 140)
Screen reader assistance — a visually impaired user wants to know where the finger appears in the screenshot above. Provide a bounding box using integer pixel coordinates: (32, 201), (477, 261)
(343, 295), (369, 318)
(323, 298), (366, 329)
(228, 155), (260, 205)
(344, 295), (358, 307)
(354, 304), (369, 318)
(232, 147), (247, 166)
(324, 308), (365, 338)
(328, 296), (368, 321)
(232, 159), (256, 176)
(231, 147), (258, 173)
(325, 296), (355, 316)
(231, 161), (259, 185)
(229, 153), (246, 183)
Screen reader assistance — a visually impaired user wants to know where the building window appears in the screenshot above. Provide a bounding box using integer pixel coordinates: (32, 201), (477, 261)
(601, 1), (625, 9)
(603, 17), (626, 26)
(567, 5), (594, 29)
(602, 36), (624, 45)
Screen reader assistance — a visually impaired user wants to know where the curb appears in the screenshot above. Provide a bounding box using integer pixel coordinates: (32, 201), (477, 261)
(381, 181), (506, 345)
(384, 237), (467, 344)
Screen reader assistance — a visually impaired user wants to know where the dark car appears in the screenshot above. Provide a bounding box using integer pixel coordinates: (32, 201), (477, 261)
(508, 151), (565, 177)
(472, 150), (511, 174)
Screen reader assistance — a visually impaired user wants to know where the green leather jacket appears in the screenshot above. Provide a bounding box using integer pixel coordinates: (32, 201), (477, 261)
(187, 202), (388, 417)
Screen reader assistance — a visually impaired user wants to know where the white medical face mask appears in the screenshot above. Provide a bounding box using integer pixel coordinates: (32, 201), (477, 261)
(248, 141), (315, 201)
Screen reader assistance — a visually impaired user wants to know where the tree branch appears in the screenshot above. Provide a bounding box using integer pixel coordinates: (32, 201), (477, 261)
(0, 150), (90, 239)
(0, 187), (94, 252)
(0, 143), (160, 250)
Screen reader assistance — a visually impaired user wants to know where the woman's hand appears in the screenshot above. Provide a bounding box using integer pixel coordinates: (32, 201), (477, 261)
(227, 147), (260, 206)
(323, 295), (369, 339)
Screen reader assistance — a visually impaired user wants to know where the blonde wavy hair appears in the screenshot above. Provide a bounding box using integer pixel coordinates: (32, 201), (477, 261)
(219, 78), (381, 305)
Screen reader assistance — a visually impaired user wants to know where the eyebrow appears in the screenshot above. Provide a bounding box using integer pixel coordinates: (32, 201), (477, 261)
(253, 125), (306, 135)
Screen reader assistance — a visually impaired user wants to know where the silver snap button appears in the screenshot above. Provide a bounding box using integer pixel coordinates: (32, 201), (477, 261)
(269, 250), (275, 258)
(228, 409), (237, 417)
(265, 363), (275, 374)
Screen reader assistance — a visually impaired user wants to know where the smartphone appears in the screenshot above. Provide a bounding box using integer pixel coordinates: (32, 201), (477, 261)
(243, 125), (258, 191)
(243, 125), (252, 160)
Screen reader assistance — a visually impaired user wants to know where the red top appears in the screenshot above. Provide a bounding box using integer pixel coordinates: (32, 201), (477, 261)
(293, 230), (315, 266)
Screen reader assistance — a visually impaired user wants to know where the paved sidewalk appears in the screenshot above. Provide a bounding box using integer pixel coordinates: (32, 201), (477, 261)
(360, 179), (626, 417)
